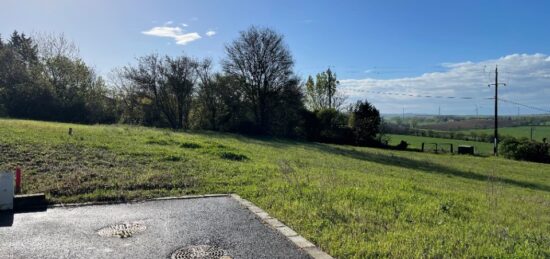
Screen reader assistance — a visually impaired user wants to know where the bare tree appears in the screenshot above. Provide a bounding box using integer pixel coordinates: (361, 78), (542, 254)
(123, 54), (199, 129)
(34, 32), (79, 60)
(195, 58), (221, 129)
(222, 26), (294, 131)
(108, 68), (143, 124)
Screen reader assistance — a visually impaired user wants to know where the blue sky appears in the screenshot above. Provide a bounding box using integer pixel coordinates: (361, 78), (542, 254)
(2, 0), (550, 115)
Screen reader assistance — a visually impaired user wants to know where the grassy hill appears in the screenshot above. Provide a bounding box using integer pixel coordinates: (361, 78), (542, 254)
(0, 119), (549, 258)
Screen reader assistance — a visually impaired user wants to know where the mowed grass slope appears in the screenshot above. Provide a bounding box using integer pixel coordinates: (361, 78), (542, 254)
(1, 119), (549, 258)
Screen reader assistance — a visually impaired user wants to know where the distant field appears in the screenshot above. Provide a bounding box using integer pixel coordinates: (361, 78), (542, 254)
(459, 126), (550, 142)
(387, 134), (494, 155)
(417, 118), (520, 131)
(1, 119), (549, 258)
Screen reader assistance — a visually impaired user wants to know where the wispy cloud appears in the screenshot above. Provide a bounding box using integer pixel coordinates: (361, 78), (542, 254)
(142, 26), (201, 45)
(181, 23), (188, 27)
(340, 54), (550, 115)
(205, 30), (216, 37)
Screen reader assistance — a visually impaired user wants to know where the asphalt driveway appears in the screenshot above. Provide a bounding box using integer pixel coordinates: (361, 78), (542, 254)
(0, 196), (310, 259)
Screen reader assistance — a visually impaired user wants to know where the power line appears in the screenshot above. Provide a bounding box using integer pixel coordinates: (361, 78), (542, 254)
(343, 86), (550, 115)
(343, 89), (484, 100)
(497, 98), (550, 114)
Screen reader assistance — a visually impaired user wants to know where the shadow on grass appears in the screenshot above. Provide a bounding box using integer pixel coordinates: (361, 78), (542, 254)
(312, 144), (550, 192)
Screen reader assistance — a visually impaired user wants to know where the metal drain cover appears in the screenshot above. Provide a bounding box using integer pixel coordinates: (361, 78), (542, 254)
(170, 245), (231, 259)
(97, 222), (146, 238)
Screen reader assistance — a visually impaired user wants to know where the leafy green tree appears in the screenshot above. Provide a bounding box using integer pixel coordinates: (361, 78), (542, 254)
(37, 33), (115, 123)
(349, 100), (381, 145)
(325, 68), (338, 108)
(0, 31), (117, 123)
(304, 68), (345, 111)
(0, 31), (53, 119)
(304, 75), (322, 110)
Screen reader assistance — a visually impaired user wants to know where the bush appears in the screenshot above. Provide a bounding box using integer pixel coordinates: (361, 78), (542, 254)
(295, 109), (320, 141)
(316, 108), (353, 144)
(395, 140), (409, 150)
(349, 100), (381, 146)
(500, 138), (550, 163)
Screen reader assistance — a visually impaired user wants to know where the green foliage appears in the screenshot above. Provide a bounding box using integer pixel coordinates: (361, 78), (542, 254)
(0, 119), (549, 258)
(315, 108), (354, 144)
(500, 138), (550, 163)
(0, 31), (117, 123)
(349, 100), (381, 145)
(304, 69), (344, 111)
(395, 140), (409, 150)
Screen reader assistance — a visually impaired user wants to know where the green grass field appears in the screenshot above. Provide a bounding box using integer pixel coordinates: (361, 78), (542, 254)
(459, 126), (550, 142)
(1, 119), (549, 258)
(387, 134), (494, 155)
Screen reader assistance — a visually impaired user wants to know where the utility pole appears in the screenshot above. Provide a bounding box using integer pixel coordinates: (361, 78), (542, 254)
(488, 66), (506, 156)
(438, 105), (441, 116)
(402, 107), (405, 121)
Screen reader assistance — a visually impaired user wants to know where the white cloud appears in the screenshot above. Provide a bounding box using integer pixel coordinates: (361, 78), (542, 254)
(164, 21), (173, 25)
(142, 26), (201, 45)
(205, 30), (216, 37)
(340, 54), (550, 115)
(181, 23), (189, 27)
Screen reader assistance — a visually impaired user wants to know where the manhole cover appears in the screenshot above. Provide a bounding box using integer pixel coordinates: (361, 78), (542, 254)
(170, 245), (231, 259)
(97, 222), (146, 238)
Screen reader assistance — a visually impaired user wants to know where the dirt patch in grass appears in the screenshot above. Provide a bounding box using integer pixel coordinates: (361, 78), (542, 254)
(0, 142), (198, 201)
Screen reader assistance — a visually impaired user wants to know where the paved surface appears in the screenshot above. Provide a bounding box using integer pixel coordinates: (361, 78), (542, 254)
(0, 196), (310, 259)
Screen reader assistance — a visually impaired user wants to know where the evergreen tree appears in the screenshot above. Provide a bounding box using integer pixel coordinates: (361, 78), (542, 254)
(349, 100), (381, 145)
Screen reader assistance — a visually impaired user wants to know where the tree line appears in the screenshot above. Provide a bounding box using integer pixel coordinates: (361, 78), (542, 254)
(0, 31), (117, 123)
(0, 27), (381, 146)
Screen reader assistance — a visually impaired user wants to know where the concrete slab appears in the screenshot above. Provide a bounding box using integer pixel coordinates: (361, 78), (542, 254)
(0, 196), (310, 259)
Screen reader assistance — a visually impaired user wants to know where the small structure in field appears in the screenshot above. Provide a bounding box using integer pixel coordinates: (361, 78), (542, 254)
(457, 145), (475, 155)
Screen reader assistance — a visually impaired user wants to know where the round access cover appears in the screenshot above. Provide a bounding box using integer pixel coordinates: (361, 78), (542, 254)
(97, 222), (146, 238)
(170, 245), (230, 259)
